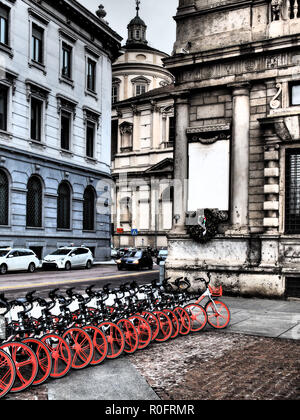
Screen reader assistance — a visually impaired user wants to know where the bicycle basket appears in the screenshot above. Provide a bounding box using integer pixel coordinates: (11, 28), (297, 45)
(209, 285), (223, 297)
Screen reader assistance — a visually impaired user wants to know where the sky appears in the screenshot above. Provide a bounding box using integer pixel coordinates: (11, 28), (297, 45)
(81, 0), (178, 55)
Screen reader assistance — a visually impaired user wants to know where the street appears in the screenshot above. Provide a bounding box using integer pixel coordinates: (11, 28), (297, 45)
(0, 264), (159, 300)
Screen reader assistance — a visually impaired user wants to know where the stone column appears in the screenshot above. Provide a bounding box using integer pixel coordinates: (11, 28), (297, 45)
(230, 83), (250, 232)
(171, 92), (190, 234)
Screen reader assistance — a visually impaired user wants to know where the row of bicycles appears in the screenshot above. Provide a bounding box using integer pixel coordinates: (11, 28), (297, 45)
(0, 275), (231, 399)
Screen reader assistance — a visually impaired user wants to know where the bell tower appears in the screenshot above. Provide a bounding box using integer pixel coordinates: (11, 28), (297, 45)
(126, 0), (148, 46)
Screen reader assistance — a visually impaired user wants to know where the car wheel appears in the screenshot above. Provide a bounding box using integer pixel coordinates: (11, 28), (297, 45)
(0, 264), (7, 275)
(28, 263), (36, 273)
(86, 260), (92, 270)
(65, 261), (71, 271)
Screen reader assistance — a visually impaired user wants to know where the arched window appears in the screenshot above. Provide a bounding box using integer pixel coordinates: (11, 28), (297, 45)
(26, 175), (43, 227)
(83, 186), (95, 231)
(0, 169), (9, 226)
(57, 181), (71, 229)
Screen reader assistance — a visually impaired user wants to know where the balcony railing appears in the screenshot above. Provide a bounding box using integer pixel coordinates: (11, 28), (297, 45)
(271, 0), (300, 21)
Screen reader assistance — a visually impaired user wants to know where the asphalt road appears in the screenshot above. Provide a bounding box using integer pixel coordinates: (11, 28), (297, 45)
(0, 264), (159, 299)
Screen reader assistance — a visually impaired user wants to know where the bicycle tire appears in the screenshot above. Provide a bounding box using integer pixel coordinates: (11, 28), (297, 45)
(205, 300), (231, 329)
(82, 325), (108, 366)
(117, 319), (139, 354)
(0, 349), (16, 399)
(41, 333), (72, 379)
(22, 338), (52, 386)
(62, 327), (94, 370)
(141, 311), (160, 341)
(163, 308), (180, 339)
(0, 341), (38, 393)
(153, 311), (172, 342)
(185, 303), (208, 332)
(98, 322), (125, 359)
(128, 315), (152, 350)
(173, 307), (191, 336)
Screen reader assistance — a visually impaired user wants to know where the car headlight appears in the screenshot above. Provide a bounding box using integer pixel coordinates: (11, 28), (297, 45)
(116, 259), (122, 264)
(133, 260), (139, 265)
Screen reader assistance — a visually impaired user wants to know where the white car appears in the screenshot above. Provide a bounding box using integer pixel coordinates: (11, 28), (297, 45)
(42, 247), (94, 271)
(0, 248), (40, 275)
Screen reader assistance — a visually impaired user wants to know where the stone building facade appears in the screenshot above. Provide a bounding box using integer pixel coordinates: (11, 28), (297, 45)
(111, 4), (175, 249)
(164, 0), (300, 298)
(0, 0), (121, 260)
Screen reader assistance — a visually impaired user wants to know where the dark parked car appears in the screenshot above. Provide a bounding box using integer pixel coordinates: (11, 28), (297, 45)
(116, 250), (153, 271)
(157, 249), (168, 265)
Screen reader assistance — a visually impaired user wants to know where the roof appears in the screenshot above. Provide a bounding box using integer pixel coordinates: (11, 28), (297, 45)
(128, 15), (147, 27)
(124, 42), (170, 56)
(113, 84), (175, 107)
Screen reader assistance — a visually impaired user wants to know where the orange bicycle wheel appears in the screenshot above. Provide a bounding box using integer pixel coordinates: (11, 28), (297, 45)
(117, 319), (139, 354)
(153, 311), (172, 342)
(185, 303), (208, 332)
(173, 307), (191, 336)
(205, 300), (231, 329)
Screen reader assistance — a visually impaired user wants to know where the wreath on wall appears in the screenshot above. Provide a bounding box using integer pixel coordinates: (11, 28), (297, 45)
(186, 209), (228, 243)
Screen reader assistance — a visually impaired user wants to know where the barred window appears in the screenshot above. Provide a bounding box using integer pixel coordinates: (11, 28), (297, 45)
(0, 169), (8, 225)
(26, 176), (43, 227)
(285, 149), (300, 233)
(57, 181), (71, 229)
(83, 186), (95, 231)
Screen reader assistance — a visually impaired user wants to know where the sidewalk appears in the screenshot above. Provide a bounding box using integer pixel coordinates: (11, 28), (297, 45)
(5, 295), (300, 401)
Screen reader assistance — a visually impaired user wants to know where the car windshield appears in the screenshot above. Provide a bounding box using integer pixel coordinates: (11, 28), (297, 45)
(132, 251), (142, 258)
(159, 250), (168, 255)
(0, 250), (9, 257)
(50, 249), (72, 256)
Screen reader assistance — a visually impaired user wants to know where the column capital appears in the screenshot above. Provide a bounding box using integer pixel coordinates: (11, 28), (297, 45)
(229, 82), (251, 96)
(171, 90), (190, 105)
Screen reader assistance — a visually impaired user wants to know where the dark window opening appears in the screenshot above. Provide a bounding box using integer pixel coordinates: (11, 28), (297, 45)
(112, 85), (119, 104)
(136, 84), (146, 96)
(86, 121), (95, 158)
(83, 186), (95, 231)
(0, 169), (8, 226)
(31, 97), (42, 141)
(32, 24), (44, 64)
(0, 5), (9, 46)
(87, 59), (96, 92)
(169, 116), (175, 143)
(61, 111), (71, 151)
(0, 86), (7, 131)
(26, 176), (43, 228)
(285, 149), (300, 233)
(62, 43), (72, 79)
(111, 119), (118, 160)
(57, 182), (71, 229)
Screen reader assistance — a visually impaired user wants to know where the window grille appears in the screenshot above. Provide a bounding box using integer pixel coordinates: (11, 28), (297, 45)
(0, 170), (8, 226)
(26, 176), (42, 227)
(285, 149), (300, 233)
(57, 182), (71, 229)
(83, 187), (95, 231)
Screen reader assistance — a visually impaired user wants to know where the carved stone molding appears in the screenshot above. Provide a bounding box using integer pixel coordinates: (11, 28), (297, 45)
(187, 123), (231, 144)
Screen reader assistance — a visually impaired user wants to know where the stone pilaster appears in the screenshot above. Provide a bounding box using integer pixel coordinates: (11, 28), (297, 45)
(171, 91), (190, 234)
(230, 83), (251, 232)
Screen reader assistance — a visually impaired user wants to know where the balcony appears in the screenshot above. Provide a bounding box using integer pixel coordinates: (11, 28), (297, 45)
(269, 0), (300, 37)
